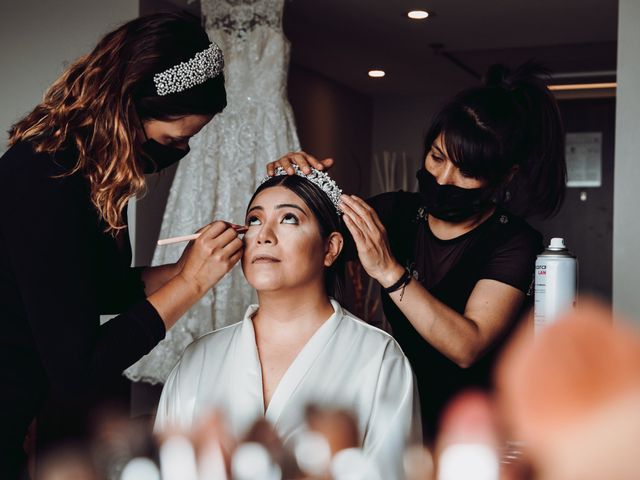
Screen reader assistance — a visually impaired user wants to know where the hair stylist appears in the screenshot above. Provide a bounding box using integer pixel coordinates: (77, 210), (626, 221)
(268, 63), (566, 442)
(0, 12), (244, 478)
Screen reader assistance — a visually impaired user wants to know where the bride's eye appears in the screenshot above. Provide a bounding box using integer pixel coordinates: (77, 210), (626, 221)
(281, 213), (299, 225)
(246, 216), (261, 227)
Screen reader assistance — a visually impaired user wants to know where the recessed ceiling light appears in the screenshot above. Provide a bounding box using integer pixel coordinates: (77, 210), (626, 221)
(407, 10), (429, 20)
(368, 70), (386, 78)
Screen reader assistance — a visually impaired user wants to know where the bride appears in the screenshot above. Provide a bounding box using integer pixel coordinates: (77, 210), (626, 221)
(155, 167), (420, 479)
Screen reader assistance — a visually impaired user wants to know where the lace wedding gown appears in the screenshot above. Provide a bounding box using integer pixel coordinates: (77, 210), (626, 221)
(125, 0), (300, 384)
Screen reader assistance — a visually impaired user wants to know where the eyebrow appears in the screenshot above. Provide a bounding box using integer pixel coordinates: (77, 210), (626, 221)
(432, 144), (446, 156)
(247, 203), (308, 216)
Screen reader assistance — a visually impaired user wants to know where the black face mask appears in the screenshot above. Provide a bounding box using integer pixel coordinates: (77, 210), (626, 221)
(416, 168), (492, 222)
(140, 139), (190, 174)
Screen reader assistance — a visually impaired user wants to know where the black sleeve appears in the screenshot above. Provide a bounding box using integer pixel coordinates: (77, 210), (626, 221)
(95, 248), (147, 314)
(479, 223), (543, 294)
(1, 147), (165, 399)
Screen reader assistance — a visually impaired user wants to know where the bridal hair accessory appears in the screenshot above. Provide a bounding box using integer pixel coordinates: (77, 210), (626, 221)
(263, 165), (343, 214)
(153, 43), (224, 96)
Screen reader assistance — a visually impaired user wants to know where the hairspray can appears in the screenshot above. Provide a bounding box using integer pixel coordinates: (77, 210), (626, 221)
(534, 237), (577, 334)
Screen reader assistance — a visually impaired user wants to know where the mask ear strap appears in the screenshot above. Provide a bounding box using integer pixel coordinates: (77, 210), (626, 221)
(496, 162), (521, 203)
(135, 110), (158, 174)
(133, 107), (149, 143)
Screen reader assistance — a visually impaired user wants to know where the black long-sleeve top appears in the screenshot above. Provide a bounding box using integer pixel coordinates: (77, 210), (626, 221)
(0, 141), (166, 477)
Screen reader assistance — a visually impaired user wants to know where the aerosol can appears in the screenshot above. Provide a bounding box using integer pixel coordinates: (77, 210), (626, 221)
(534, 237), (578, 334)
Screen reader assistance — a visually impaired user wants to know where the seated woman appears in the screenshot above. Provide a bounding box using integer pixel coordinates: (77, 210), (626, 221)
(155, 167), (420, 479)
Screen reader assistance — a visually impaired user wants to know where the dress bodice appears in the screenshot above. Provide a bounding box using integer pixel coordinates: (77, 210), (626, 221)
(203, 0), (289, 100)
(202, 0), (284, 36)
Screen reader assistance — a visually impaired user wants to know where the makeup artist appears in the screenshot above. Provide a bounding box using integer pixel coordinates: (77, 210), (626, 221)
(268, 63), (567, 442)
(0, 13), (245, 478)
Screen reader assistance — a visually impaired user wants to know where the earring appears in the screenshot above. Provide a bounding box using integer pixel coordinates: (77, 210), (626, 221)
(504, 189), (512, 202)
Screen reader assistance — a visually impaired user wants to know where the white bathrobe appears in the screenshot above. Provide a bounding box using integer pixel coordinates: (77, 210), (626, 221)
(155, 299), (420, 479)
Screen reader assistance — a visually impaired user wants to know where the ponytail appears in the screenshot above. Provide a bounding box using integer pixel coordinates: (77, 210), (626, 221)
(484, 62), (566, 217)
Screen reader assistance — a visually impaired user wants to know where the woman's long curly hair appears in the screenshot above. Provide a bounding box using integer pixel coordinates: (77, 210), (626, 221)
(8, 12), (226, 234)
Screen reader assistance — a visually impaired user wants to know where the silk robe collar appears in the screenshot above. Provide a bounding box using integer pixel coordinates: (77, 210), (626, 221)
(232, 298), (345, 428)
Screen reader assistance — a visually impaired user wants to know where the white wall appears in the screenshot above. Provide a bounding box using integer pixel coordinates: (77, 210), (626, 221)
(0, 0), (139, 150)
(613, 0), (640, 321)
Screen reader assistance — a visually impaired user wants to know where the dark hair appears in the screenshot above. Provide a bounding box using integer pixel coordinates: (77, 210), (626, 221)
(247, 175), (345, 300)
(132, 11), (227, 119)
(9, 11), (226, 233)
(423, 62), (566, 218)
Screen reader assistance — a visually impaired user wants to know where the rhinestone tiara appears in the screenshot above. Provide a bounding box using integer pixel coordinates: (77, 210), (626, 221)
(153, 43), (224, 96)
(261, 165), (343, 214)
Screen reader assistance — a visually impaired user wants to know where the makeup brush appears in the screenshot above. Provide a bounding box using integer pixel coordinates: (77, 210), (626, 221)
(157, 223), (248, 246)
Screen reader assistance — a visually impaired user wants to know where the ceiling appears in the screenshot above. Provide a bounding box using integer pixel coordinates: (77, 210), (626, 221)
(161, 0), (619, 96)
(282, 0), (619, 95)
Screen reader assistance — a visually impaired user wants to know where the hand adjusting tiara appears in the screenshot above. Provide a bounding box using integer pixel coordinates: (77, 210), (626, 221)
(153, 43), (224, 96)
(262, 165), (343, 214)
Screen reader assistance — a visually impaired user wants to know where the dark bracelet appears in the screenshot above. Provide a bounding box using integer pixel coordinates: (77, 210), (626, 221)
(383, 268), (412, 294)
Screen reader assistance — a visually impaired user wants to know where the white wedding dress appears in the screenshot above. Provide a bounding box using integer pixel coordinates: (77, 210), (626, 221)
(125, 0), (300, 384)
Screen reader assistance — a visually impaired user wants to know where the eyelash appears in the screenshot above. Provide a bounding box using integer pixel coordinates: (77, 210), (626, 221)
(460, 170), (478, 180)
(430, 153), (477, 180)
(282, 213), (299, 224)
(246, 213), (299, 226)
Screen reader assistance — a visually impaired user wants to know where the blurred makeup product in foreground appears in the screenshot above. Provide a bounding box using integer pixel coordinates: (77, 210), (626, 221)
(435, 390), (500, 480)
(35, 405), (415, 479)
(496, 299), (640, 480)
(33, 403), (432, 480)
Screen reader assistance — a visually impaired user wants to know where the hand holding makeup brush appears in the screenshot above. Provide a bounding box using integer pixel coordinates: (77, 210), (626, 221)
(148, 221), (244, 329)
(173, 221), (247, 274)
(175, 221), (244, 295)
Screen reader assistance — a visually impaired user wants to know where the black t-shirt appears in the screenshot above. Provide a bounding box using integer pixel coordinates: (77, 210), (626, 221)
(0, 141), (166, 478)
(366, 191), (543, 441)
